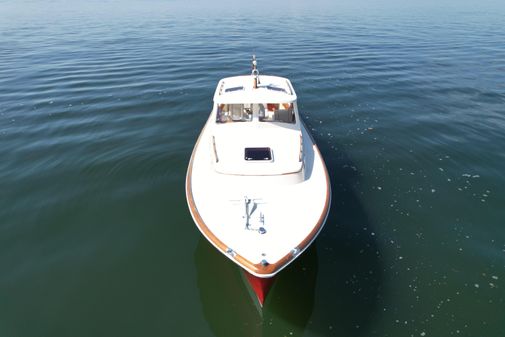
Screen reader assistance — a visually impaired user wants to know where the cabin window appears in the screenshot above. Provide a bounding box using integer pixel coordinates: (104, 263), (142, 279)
(216, 103), (295, 124)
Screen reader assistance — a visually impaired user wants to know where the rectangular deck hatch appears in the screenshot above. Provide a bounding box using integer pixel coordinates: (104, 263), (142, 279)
(225, 86), (244, 93)
(244, 147), (272, 161)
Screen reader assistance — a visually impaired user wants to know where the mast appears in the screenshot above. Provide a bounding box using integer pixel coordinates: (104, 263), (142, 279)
(251, 55), (259, 89)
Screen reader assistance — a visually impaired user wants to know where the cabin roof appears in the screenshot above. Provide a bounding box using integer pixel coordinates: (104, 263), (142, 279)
(213, 75), (297, 104)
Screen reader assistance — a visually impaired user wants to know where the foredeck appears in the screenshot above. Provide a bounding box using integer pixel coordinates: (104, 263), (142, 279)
(186, 119), (331, 277)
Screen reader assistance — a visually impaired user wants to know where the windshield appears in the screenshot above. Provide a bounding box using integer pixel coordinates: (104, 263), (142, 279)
(216, 103), (295, 124)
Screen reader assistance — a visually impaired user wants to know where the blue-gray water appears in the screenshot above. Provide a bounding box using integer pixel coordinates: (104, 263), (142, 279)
(1, 1), (504, 336)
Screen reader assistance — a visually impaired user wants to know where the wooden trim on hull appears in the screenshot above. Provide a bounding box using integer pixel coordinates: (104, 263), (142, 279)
(185, 119), (331, 278)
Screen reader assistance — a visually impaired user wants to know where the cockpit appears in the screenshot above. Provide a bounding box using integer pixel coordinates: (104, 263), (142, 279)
(216, 103), (295, 124)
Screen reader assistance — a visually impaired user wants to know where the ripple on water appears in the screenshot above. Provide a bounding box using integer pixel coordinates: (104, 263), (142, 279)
(1, 3), (505, 337)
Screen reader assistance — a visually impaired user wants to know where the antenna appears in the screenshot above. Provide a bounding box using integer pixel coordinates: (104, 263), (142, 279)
(251, 55), (260, 88)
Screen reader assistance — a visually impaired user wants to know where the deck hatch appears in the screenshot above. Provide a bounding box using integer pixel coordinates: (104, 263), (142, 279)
(225, 86), (244, 93)
(265, 85), (287, 93)
(244, 147), (272, 161)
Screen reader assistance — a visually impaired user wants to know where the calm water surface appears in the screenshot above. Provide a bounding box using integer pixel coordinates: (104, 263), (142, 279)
(1, 1), (505, 336)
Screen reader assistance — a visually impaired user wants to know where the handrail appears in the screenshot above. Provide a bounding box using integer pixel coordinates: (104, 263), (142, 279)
(299, 134), (303, 162)
(212, 136), (219, 163)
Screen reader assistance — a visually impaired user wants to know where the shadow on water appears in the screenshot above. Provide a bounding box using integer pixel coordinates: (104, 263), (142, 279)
(194, 141), (383, 337)
(304, 141), (384, 337)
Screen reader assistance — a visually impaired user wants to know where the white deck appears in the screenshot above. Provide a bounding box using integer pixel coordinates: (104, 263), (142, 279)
(187, 126), (330, 277)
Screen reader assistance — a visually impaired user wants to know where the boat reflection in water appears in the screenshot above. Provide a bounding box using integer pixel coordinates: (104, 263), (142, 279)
(194, 237), (318, 337)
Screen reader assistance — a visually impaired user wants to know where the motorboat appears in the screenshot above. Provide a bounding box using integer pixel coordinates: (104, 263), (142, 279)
(186, 56), (331, 306)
